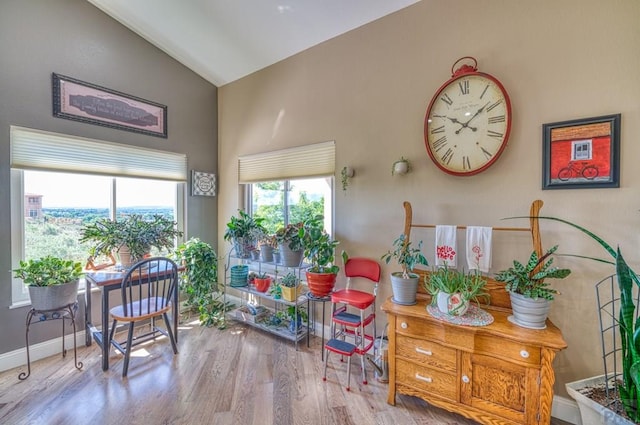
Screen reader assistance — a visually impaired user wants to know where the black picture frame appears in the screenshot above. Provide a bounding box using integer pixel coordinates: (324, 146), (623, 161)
(542, 114), (620, 190)
(52, 73), (167, 138)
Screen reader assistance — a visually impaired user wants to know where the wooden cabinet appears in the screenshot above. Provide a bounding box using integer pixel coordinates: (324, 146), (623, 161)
(382, 298), (566, 425)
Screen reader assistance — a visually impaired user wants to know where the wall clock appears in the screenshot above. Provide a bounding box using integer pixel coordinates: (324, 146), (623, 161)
(424, 57), (512, 176)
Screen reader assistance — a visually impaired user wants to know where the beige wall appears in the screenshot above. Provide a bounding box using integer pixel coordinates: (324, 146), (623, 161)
(219, 0), (640, 397)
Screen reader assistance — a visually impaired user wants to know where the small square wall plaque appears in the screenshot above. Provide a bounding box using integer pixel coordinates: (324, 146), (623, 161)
(191, 170), (216, 196)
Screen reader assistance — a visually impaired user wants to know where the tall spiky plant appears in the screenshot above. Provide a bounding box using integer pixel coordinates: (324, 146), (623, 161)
(516, 216), (640, 421)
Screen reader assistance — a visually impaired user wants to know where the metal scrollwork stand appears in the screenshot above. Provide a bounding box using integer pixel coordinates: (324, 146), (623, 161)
(18, 302), (83, 380)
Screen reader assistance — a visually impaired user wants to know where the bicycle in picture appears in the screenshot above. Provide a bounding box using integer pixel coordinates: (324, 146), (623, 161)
(557, 161), (599, 181)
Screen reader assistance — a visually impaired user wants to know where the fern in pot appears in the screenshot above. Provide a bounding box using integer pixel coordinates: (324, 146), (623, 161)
(381, 234), (429, 306)
(13, 256), (84, 311)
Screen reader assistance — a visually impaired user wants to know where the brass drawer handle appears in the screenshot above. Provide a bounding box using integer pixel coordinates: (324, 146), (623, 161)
(415, 373), (433, 383)
(415, 347), (433, 356)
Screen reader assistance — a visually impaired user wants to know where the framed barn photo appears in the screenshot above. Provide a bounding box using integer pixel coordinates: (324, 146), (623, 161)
(542, 114), (620, 190)
(52, 73), (168, 138)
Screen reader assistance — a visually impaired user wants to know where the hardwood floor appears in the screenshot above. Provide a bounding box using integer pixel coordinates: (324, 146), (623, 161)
(0, 315), (570, 425)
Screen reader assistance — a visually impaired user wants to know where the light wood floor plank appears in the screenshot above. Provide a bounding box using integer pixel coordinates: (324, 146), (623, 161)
(0, 316), (569, 425)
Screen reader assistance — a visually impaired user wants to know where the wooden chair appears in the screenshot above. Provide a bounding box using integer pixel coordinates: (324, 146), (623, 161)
(324, 257), (381, 389)
(108, 257), (179, 377)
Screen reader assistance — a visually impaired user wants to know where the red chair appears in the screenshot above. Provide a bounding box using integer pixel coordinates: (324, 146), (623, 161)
(323, 257), (381, 389)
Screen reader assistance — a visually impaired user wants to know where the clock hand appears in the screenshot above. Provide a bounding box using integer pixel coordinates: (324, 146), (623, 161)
(454, 102), (490, 134)
(433, 114), (473, 128)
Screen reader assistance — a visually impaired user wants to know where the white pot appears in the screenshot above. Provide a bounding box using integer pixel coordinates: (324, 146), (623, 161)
(566, 375), (635, 425)
(393, 161), (409, 175)
(436, 292), (469, 316)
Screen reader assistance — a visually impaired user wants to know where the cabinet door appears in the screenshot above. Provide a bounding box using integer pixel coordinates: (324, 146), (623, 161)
(460, 352), (541, 424)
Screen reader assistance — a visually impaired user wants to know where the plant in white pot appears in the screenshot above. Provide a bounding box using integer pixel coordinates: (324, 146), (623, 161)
(425, 266), (488, 316)
(13, 256), (84, 311)
(223, 210), (266, 259)
(381, 234), (428, 305)
(494, 245), (571, 329)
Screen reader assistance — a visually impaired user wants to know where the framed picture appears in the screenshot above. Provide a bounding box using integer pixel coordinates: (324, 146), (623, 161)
(52, 73), (167, 138)
(191, 170), (216, 196)
(542, 114), (620, 190)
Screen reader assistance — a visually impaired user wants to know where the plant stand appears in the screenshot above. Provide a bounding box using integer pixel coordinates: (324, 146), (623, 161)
(19, 302), (83, 380)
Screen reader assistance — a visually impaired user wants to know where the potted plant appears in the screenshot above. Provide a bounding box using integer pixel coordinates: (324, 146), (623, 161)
(174, 238), (231, 329)
(425, 266), (488, 316)
(280, 272), (300, 302)
(340, 166), (354, 192)
(520, 216), (639, 424)
(381, 234), (429, 305)
(494, 245), (571, 329)
(274, 222), (305, 267)
(253, 272), (272, 293)
(258, 232), (277, 262)
(301, 215), (341, 297)
(79, 214), (183, 266)
(268, 280), (282, 299)
(391, 157), (411, 176)
(223, 210), (266, 259)
(13, 256), (84, 311)
(276, 305), (308, 334)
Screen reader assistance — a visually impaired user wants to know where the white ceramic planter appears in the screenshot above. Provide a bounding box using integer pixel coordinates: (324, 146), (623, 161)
(436, 292), (469, 316)
(566, 375), (635, 425)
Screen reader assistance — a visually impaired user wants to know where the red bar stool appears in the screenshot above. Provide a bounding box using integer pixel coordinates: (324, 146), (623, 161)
(323, 257), (381, 387)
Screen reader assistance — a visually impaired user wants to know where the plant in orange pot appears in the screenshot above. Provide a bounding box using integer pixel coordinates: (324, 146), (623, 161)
(301, 215), (343, 297)
(253, 272), (272, 293)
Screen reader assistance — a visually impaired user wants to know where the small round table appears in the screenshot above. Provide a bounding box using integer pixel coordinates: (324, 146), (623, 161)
(19, 302), (83, 380)
(306, 292), (331, 360)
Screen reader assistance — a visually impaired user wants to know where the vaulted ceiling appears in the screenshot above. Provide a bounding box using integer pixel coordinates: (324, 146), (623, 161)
(88, 0), (420, 87)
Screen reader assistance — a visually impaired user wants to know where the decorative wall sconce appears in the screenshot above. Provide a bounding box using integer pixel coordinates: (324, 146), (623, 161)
(341, 166), (354, 192)
(392, 157), (411, 176)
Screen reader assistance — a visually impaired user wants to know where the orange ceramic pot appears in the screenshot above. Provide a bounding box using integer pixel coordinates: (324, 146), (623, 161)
(306, 271), (337, 298)
(254, 277), (271, 292)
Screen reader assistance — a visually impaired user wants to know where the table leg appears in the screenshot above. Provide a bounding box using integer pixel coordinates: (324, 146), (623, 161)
(85, 281), (92, 346)
(101, 287), (109, 371)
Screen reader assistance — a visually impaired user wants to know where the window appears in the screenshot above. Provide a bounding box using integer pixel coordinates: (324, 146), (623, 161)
(10, 126), (187, 306)
(572, 139), (593, 160)
(250, 177), (333, 234)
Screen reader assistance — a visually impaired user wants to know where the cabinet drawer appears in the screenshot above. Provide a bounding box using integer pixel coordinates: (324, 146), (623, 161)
(474, 335), (540, 365)
(396, 358), (457, 401)
(396, 335), (457, 374)
(396, 315), (444, 341)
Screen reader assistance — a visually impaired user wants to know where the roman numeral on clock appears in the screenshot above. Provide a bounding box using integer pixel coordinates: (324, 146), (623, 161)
(487, 99), (503, 112)
(488, 115), (505, 124)
(441, 148), (454, 165)
(481, 147), (494, 159)
(440, 93), (453, 106)
(430, 125), (445, 134)
(462, 156), (471, 170)
(432, 135), (447, 152)
(459, 80), (469, 95)
(487, 130), (503, 139)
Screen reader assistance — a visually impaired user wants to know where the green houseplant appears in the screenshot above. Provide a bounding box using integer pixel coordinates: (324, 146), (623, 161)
(224, 210), (266, 259)
(280, 272), (300, 302)
(174, 238), (231, 329)
(274, 222), (305, 266)
(381, 234), (429, 305)
(426, 266), (488, 316)
(301, 215), (342, 297)
(520, 216), (639, 423)
(494, 245), (571, 329)
(79, 214), (183, 266)
(13, 256), (84, 311)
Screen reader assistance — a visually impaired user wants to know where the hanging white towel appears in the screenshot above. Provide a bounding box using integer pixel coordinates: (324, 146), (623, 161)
(466, 226), (493, 273)
(435, 225), (457, 267)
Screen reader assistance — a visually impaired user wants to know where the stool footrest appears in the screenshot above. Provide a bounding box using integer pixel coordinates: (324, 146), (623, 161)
(325, 338), (356, 356)
(333, 311), (361, 325)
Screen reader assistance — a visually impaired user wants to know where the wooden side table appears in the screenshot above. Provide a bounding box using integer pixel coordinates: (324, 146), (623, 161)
(19, 302), (83, 380)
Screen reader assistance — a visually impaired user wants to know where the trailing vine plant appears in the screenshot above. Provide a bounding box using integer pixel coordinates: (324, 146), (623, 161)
(174, 238), (233, 329)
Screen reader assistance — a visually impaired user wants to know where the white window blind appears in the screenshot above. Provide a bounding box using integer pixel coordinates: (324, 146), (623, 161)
(10, 126), (187, 181)
(238, 140), (335, 183)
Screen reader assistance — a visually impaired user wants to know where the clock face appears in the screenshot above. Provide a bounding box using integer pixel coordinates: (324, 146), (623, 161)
(424, 72), (511, 176)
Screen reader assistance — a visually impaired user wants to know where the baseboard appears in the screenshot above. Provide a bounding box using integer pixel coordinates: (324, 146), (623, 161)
(0, 331), (86, 373)
(552, 395), (581, 424)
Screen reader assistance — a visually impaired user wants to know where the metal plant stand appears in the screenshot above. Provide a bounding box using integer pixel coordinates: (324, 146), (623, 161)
(19, 302), (83, 380)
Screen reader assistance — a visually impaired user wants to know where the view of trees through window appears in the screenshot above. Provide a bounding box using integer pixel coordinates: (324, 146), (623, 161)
(22, 171), (177, 265)
(251, 178), (331, 233)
